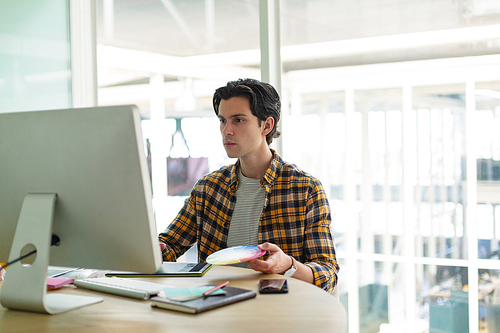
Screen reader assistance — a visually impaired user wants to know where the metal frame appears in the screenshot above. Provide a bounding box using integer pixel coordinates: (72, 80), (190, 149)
(70, 0), (97, 107)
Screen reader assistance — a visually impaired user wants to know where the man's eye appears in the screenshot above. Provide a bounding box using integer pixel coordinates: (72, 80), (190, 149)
(219, 119), (226, 123)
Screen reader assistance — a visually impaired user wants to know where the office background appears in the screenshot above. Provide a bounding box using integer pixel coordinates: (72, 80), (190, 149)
(1, 0), (500, 332)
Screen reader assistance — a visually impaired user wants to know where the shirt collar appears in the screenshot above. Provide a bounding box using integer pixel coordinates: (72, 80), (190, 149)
(229, 149), (283, 193)
(261, 149), (282, 187)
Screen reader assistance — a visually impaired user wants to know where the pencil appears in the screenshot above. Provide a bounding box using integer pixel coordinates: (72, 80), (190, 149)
(203, 280), (229, 296)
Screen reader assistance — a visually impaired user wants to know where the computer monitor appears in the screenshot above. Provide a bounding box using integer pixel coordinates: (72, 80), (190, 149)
(0, 105), (162, 314)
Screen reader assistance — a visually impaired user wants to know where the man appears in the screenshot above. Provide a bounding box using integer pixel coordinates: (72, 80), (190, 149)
(159, 78), (338, 293)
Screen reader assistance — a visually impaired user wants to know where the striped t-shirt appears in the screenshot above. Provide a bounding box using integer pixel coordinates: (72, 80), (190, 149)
(226, 167), (266, 247)
(226, 167), (266, 267)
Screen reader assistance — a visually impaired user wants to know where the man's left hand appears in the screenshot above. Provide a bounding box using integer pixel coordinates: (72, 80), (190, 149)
(247, 242), (292, 274)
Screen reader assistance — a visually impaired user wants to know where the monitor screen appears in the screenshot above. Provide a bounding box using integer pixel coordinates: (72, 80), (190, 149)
(0, 105), (162, 313)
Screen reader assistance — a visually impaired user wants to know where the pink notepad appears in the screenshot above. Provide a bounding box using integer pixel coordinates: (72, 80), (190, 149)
(47, 277), (74, 289)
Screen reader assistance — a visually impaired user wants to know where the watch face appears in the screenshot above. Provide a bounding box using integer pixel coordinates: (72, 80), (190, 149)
(284, 267), (297, 277)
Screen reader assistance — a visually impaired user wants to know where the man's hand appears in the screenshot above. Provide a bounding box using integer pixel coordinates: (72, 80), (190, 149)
(247, 242), (292, 274)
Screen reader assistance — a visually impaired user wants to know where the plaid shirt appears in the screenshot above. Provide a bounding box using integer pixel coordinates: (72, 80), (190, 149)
(159, 150), (339, 293)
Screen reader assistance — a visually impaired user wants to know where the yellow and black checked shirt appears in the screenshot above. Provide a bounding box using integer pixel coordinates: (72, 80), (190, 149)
(159, 150), (339, 293)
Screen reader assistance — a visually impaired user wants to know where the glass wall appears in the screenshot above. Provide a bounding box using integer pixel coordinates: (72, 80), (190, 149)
(0, 0), (72, 112)
(285, 64), (500, 331)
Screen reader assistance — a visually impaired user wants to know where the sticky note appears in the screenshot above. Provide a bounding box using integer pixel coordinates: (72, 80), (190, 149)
(47, 277), (74, 289)
(160, 286), (225, 301)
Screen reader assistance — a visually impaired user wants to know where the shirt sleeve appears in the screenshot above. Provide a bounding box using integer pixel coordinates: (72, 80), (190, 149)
(302, 180), (339, 293)
(158, 193), (199, 262)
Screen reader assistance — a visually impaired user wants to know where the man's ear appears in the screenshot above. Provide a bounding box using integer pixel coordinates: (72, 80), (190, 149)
(261, 117), (274, 135)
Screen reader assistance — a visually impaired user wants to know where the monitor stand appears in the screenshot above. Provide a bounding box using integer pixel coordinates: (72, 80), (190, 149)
(0, 194), (103, 314)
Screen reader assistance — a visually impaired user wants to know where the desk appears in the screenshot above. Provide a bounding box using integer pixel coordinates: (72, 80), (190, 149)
(0, 265), (346, 333)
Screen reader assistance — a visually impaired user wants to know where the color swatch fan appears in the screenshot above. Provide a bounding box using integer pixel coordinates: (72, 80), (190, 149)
(206, 246), (266, 265)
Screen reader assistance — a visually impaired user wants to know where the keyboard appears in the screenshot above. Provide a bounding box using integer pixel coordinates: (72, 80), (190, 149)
(74, 277), (166, 300)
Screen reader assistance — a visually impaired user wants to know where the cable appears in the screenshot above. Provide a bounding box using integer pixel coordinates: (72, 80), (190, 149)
(1, 250), (37, 270)
(0, 234), (61, 270)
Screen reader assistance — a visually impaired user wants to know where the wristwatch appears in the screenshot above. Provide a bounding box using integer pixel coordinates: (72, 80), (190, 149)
(283, 255), (297, 277)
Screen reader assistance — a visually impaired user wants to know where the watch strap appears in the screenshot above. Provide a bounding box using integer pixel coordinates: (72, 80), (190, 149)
(284, 255), (297, 277)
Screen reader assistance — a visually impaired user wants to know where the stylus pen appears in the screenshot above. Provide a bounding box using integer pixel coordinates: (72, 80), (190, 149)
(50, 267), (83, 278)
(203, 280), (229, 296)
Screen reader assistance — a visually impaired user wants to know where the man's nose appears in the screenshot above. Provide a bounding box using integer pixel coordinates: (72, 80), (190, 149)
(222, 123), (233, 136)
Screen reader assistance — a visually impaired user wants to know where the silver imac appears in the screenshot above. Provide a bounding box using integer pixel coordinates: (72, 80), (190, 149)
(0, 105), (162, 314)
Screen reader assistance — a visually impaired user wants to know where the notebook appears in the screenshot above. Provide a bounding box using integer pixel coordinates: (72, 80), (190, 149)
(151, 285), (256, 314)
(105, 262), (212, 277)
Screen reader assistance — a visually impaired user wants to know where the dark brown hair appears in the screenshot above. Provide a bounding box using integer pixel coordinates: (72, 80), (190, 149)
(213, 78), (281, 145)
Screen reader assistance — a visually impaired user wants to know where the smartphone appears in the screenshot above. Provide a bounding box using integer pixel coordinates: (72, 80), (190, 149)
(258, 279), (289, 294)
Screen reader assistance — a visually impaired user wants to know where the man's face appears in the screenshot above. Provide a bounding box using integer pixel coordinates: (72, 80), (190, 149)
(218, 96), (268, 159)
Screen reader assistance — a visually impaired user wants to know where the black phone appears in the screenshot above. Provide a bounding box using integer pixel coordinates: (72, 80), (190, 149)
(258, 279), (289, 294)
